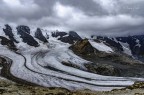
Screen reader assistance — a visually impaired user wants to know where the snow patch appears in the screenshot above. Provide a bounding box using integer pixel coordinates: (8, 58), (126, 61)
(89, 40), (113, 53)
(135, 39), (141, 47)
(119, 42), (132, 56)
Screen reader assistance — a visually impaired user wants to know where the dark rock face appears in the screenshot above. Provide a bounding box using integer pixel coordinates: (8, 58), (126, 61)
(35, 28), (48, 43)
(17, 25), (30, 35)
(0, 57), (7, 67)
(96, 36), (123, 51)
(70, 38), (144, 77)
(95, 35), (144, 56)
(70, 39), (94, 54)
(0, 36), (17, 51)
(116, 35), (144, 55)
(3, 24), (18, 43)
(85, 63), (120, 76)
(52, 31), (67, 38)
(52, 31), (82, 44)
(69, 31), (82, 40)
(16, 25), (39, 47)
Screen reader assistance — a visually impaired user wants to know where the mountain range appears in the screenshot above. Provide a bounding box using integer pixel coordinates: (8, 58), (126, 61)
(0, 24), (144, 91)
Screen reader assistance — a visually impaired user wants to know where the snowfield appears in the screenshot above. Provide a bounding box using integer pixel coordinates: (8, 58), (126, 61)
(89, 40), (113, 53)
(1, 28), (144, 91)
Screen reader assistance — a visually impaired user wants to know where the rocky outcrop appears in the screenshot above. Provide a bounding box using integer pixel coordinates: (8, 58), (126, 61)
(0, 36), (17, 51)
(58, 31), (82, 44)
(52, 31), (68, 38)
(70, 39), (144, 77)
(95, 35), (144, 61)
(69, 31), (82, 40)
(3, 24), (18, 43)
(35, 28), (48, 43)
(116, 35), (144, 55)
(85, 63), (120, 76)
(84, 54), (144, 77)
(96, 36), (123, 51)
(16, 25), (39, 47)
(70, 39), (95, 54)
(17, 25), (30, 35)
(52, 31), (82, 44)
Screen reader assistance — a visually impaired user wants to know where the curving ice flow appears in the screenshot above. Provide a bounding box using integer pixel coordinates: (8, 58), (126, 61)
(1, 36), (144, 91)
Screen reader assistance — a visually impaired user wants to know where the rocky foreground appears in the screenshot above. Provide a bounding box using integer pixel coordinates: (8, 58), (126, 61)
(0, 78), (144, 95)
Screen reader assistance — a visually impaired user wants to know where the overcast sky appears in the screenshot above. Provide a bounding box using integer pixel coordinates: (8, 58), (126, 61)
(0, 0), (144, 36)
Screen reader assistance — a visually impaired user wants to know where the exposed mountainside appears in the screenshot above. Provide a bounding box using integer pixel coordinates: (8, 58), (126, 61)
(92, 35), (144, 61)
(35, 28), (48, 43)
(16, 25), (39, 47)
(0, 24), (144, 93)
(52, 31), (82, 44)
(3, 24), (18, 43)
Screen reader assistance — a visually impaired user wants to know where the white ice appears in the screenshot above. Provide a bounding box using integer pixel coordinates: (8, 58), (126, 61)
(0, 27), (144, 91)
(89, 40), (113, 53)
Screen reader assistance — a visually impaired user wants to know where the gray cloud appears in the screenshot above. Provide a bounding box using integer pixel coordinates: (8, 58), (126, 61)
(0, 0), (144, 36)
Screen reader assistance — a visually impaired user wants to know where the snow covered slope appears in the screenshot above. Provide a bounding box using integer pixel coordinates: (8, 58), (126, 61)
(94, 35), (144, 57)
(89, 40), (113, 53)
(0, 24), (144, 91)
